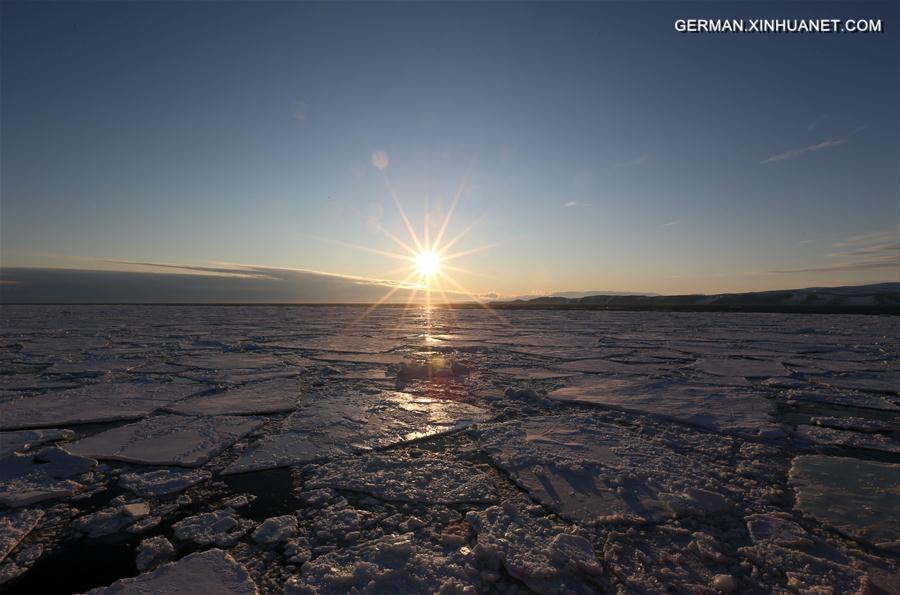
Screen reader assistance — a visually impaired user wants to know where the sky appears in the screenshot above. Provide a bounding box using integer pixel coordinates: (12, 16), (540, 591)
(1, 1), (898, 302)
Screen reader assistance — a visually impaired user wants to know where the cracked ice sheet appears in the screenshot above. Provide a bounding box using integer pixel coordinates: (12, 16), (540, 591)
(739, 513), (871, 594)
(794, 424), (900, 453)
(0, 382), (203, 430)
(475, 413), (735, 524)
(68, 415), (263, 467)
(307, 455), (497, 503)
(165, 378), (301, 416)
(0, 509), (43, 562)
(790, 455), (900, 551)
(118, 468), (212, 496)
(690, 357), (788, 378)
(467, 499), (606, 594)
(547, 377), (782, 438)
(0, 429), (74, 457)
(85, 549), (258, 595)
(284, 533), (480, 595)
(223, 390), (490, 474)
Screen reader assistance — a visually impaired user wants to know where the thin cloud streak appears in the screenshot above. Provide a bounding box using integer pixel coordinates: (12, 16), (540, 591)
(760, 138), (845, 164)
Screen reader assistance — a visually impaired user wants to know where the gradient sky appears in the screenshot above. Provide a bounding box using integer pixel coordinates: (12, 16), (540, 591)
(2, 1), (898, 300)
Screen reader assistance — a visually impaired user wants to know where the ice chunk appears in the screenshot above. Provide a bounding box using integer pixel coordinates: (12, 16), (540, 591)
(467, 500), (604, 594)
(68, 415), (263, 467)
(0, 509), (43, 563)
(165, 378), (301, 416)
(475, 414), (734, 524)
(251, 515), (298, 545)
(118, 468), (212, 496)
(740, 512), (869, 594)
(494, 367), (581, 380)
(0, 382), (202, 430)
(691, 358), (787, 378)
(0, 448), (96, 507)
(0, 429), (74, 457)
(810, 416), (890, 433)
(790, 455), (900, 551)
(73, 502), (151, 538)
(547, 377), (780, 438)
(85, 548), (258, 594)
(172, 508), (253, 546)
(603, 526), (733, 594)
(283, 533), (480, 595)
(224, 390), (489, 474)
(795, 424), (900, 453)
(134, 536), (175, 572)
(307, 455), (496, 504)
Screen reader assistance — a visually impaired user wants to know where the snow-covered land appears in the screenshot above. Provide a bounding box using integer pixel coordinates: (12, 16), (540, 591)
(0, 305), (897, 593)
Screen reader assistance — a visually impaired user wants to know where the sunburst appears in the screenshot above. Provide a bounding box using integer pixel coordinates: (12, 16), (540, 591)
(341, 160), (500, 319)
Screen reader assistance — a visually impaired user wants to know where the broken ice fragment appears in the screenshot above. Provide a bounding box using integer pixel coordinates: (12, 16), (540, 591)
(68, 414), (263, 467)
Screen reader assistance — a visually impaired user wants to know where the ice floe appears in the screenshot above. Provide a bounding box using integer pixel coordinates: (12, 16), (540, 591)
(547, 377), (781, 438)
(306, 455), (496, 503)
(283, 533), (480, 595)
(0, 382), (202, 430)
(475, 413), (736, 523)
(790, 455), (900, 551)
(165, 378), (301, 416)
(118, 468), (212, 496)
(85, 548), (258, 594)
(467, 499), (605, 594)
(224, 390), (489, 474)
(68, 414), (263, 467)
(173, 508), (254, 546)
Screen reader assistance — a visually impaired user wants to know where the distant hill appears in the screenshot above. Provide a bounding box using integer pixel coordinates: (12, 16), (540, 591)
(506, 290), (659, 300)
(489, 283), (900, 314)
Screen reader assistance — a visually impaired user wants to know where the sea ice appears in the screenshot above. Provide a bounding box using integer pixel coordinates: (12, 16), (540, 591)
(283, 533), (480, 595)
(134, 535), (175, 572)
(794, 424), (900, 453)
(739, 512), (870, 594)
(475, 413), (735, 524)
(118, 468), (212, 496)
(85, 548), (258, 595)
(547, 377), (780, 438)
(0, 447), (97, 507)
(68, 414), (263, 467)
(790, 455), (900, 550)
(73, 502), (151, 538)
(251, 515), (298, 545)
(0, 429), (74, 457)
(224, 390), (489, 474)
(0, 382), (202, 430)
(172, 508), (254, 546)
(165, 378), (301, 416)
(690, 357), (788, 379)
(467, 500), (604, 594)
(306, 455), (497, 504)
(0, 509), (43, 563)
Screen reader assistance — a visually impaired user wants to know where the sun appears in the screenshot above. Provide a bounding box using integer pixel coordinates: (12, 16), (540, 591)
(415, 250), (441, 277)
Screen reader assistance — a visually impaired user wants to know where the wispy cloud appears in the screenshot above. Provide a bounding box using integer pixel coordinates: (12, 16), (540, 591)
(661, 220), (680, 227)
(613, 153), (652, 169)
(760, 138), (845, 164)
(562, 201), (578, 208)
(291, 101), (308, 122)
(772, 230), (899, 273)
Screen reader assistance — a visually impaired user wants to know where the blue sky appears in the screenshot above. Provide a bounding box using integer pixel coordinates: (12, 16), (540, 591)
(2, 1), (897, 300)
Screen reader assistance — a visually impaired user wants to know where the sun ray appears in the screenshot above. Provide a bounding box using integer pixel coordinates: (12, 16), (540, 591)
(436, 215), (484, 257)
(381, 171), (423, 253)
(441, 243), (497, 262)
